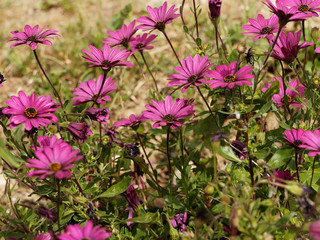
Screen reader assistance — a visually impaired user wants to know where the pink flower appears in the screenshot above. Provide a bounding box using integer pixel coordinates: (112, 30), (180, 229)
(168, 54), (215, 93)
(310, 221), (320, 240)
(32, 135), (69, 150)
(9, 25), (60, 50)
(137, 1), (180, 32)
(284, 129), (304, 149)
(34, 233), (52, 240)
(206, 62), (254, 89)
(72, 74), (117, 106)
(281, 0), (320, 17)
(270, 170), (296, 184)
(143, 95), (195, 130)
(85, 107), (110, 125)
(208, 0), (222, 22)
(300, 129), (320, 157)
(3, 91), (58, 131)
(123, 184), (140, 208)
(242, 14), (280, 41)
(58, 220), (111, 240)
(82, 44), (133, 70)
(114, 114), (147, 128)
(26, 136), (82, 179)
(270, 30), (313, 64)
(170, 212), (188, 233)
(68, 122), (93, 143)
(130, 34), (157, 53)
(103, 20), (137, 47)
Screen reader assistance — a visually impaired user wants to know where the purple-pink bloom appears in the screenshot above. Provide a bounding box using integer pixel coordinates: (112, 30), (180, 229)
(130, 33), (157, 53)
(281, 0), (320, 17)
(136, 1), (180, 32)
(284, 128), (305, 149)
(0, 73), (5, 87)
(3, 91), (58, 131)
(103, 126), (123, 147)
(208, 0), (222, 22)
(168, 54), (215, 93)
(206, 61), (254, 89)
(300, 129), (320, 157)
(72, 75), (117, 106)
(82, 44), (133, 70)
(38, 206), (57, 223)
(123, 184), (140, 208)
(270, 30), (313, 64)
(143, 95), (195, 130)
(242, 14), (280, 42)
(9, 25), (60, 50)
(114, 114), (147, 128)
(310, 221), (320, 240)
(34, 233), (52, 240)
(68, 122), (93, 143)
(170, 212), (188, 233)
(103, 20), (137, 47)
(85, 107), (110, 125)
(58, 220), (111, 240)
(270, 170), (296, 184)
(31, 135), (69, 151)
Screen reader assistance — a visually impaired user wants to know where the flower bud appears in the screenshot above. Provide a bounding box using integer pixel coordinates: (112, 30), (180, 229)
(237, 43), (246, 54)
(208, 0), (222, 24)
(311, 27), (320, 43)
(204, 184), (214, 195)
(313, 77), (320, 86)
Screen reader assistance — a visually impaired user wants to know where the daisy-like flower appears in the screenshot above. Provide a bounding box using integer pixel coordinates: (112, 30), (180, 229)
(281, 0), (320, 17)
(26, 137), (83, 179)
(143, 95), (195, 130)
(3, 91), (58, 131)
(9, 25), (60, 50)
(270, 30), (313, 64)
(34, 233), (52, 240)
(284, 128), (305, 149)
(170, 212), (188, 233)
(137, 1), (180, 32)
(208, 0), (222, 22)
(168, 54), (215, 93)
(68, 122), (93, 143)
(114, 114), (147, 128)
(206, 61), (254, 89)
(130, 33), (157, 53)
(31, 135), (69, 151)
(59, 221), (111, 240)
(72, 74), (117, 106)
(270, 170), (296, 184)
(242, 14), (280, 41)
(300, 129), (320, 157)
(103, 20), (137, 47)
(85, 107), (110, 125)
(82, 44), (133, 70)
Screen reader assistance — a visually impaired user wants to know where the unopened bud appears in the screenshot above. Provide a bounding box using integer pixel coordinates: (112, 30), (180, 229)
(204, 184), (214, 195)
(313, 77), (320, 86)
(237, 43), (247, 54)
(311, 27), (320, 43)
(221, 194), (230, 205)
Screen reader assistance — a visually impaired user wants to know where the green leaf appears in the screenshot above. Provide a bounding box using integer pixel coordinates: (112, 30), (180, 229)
(279, 121), (291, 130)
(0, 138), (21, 168)
(218, 145), (242, 163)
(196, 37), (202, 47)
(125, 212), (159, 224)
(262, 81), (280, 100)
(268, 148), (293, 168)
(253, 101), (272, 118)
(93, 177), (131, 199)
(32, 184), (56, 196)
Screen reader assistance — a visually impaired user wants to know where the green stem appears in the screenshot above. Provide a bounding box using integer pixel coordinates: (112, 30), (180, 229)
(162, 30), (182, 66)
(140, 51), (160, 95)
(295, 152), (300, 182)
(192, 0), (199, 38)
(91, 69), (109, 107)
(310, 156), (318, 187)
(136, 132), (155, 175)
(57, 179), (61, 232)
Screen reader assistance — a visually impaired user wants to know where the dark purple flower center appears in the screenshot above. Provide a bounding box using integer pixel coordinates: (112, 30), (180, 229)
(260, 26), (271, 34)
(121, 37), (128, 44)
(298, 4), (310, 12)
(81, 238), (91, 240)
(135, 43), (145, 49)
(163, 114), (175, 122)
(224, 74), (236, 83)
(101, 60), (112, 68)
(293, 139), (302, 146)
(24, 107), (37, 118)
(188, 74), (198, 83)
(155, 20), (165, 30)
(281, 95), (293, 103)
(26, 35), (38, 42)
(49, 162), (61, 172)
(130, 120), (140, 126)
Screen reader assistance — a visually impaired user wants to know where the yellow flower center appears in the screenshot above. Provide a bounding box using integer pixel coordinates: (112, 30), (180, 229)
(281, 95), (293, 103)
(135, 43), (145, 49)
(163, 114), (175, 122)
(24, 107), (37, 118)
(224, 74), (236, 83)
(298, 4), (310, 12)
(188, 75), (198, 83)
(260, 26), (271, 34)
(49, 163), (61, 172)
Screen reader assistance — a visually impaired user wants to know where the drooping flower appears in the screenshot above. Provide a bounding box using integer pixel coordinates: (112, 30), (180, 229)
(143, 95), (195, 130)
(103, 20), (137, 47)
(270, 170), (296, 184)
(136, 1), (180, 32)
(123, 184), (140, 208)
(68, 122), (93, 143)
(170, 212), (188, 233)
(281, 0), (320, 17)
(82, 44), (133, 70)
(34, 233), (52, 240)
(85, 107), (110, 125)
(208, 0), (222, 22)
(242, 14), (280, 41)
(9, 25), (60, 50)
(299, 129), (320, 157)
(3, 91), (58, 131)
(58, 220), (111, 240)
(103, 126), (123, 147)
(113, 114), (147, 128)
(38, 206), (57, 223)
(26, 138), (83, 179)
(283, 128), (305, 149)
(310, 221), (320, 240)
(231, 140), (248, 160)
(168, 54), (215, 93)
(206, 61), (254, 89)
(130, 33), (157, 53)
(270, 30), (313, 64)
(72, 75), (117, 106)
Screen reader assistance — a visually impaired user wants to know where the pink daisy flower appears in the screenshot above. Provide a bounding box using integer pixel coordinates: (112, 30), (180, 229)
(3, 91), (58, 131)
(270, 30), (313, 64)
(299, 129), (320, 157)
(137, 1), (180, 32)
(242, 14), (280, 41)
(82, 44), (133, 70)
(9, 25), (60, 50)
(310, 221), (320, 240)
(281, 0), (320, 17)
(168, 54), (215, 93)
(283, 128), (304, 149)
(142, 95), (195, 130)
(114, 114), (147, 128)
(206, 61), (254, 89)
(31, 135), (69, 151)
(130, 33), (157, 53)
(208, 0), (222, 22)
(34, 233), (52, 240)
(26, 137), (83, 179)
(72, 74), (117, 106)
(59, 221), (111, 240)
(103, 20), (137, 47)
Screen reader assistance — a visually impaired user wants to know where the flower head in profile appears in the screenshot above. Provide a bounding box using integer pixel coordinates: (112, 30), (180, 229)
(283, 129), (304, 150)
(300, 129), (320, 157)
(85, 107), (110, 125)
(143, 95), (195, 130)
(168, 54), (215, 93)
(130, 34), (157, 53)
(206, 61), (254, 89)
(242, 14), (280, 41)
(208, 0), (222, 22)
(114, 114), (147, 128)
(72, 75), (117, 106)
(281, 0), (320, 17)
(123, 184), (140, 208)
(270, 170), (296, 184)
(26, 137), (82, 179)
(170, 212), (188, 233)
(270, 30), (313, 64)
(59, 220), (111, 240)
(82, 44), (133, 70)
(137, 1), (180, 32)
(103, 20), (137, 47)
(9, 25), (60, 50)
(68, 122), (93, 143)
(3, 91), (58, 131)
(310, 221), (320, 240)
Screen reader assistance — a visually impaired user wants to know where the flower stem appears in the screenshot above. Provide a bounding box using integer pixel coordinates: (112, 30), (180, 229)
(295, 152), (300, 182)
(57, 179), (61, 233)
(136, 132), (156, 175)
(140, 51), (160, 95)
(214, 23), (220, 57)
(214, 23), (228, 62)
(302, 20), (307, 73)
(162, 31), (182, 67)
(192, 0), (199, 38)
(91, 69), (109, 107)
(166, 126), (172, 175)
(310, 156), (317, 187)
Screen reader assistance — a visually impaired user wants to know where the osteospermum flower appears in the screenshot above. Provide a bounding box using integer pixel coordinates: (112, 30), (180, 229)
(242, 14), (280, 41)
(208, 0), (222, 22)
(26, 138), (83, 179)
(130, 33), (157, 53)
(9, 25), (60, 50)
(170, 212), (188, 233)
(103, 20), (137, 47)
(82, 44), (133, 70)
(137, 1), (180, 32)
(284, 128), (305, 149)
(68, 122), (93, 143)
(34, 233), (52, 240)
(168, 54), (215, 93)
(270, 170), (296, 184)
(85, 107), (110, 125)
(281, 0), (320, 17)
(300, 129), (320, 157)
(114, 114), (147, 128)
(206, 61), (254, 89)
(143, 95), (195, 130)
(31, 135), (69, 151)
(270, 30), (313, 64)
(59, 220), (111, 240)
(3, 91), (58, 131)
(72, 75), (117, 106)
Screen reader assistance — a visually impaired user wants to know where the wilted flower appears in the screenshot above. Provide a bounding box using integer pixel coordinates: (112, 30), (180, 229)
(130, 33), (157, 53)
(208, 0), (222, 22)
(283, 129), (304, 150)
(38, 206), (57, 223)
(123, 184), (140, 208)
(300, 129), (320, 157)
(270, 170), (296, 184)
(85, 107), (110, 125)
(103, 126), (123, 147)
(170, 212), (188, 232)
(68, 122), (93, 143)
(103, 20), (137, 47)
(113, 114), (147, 128)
